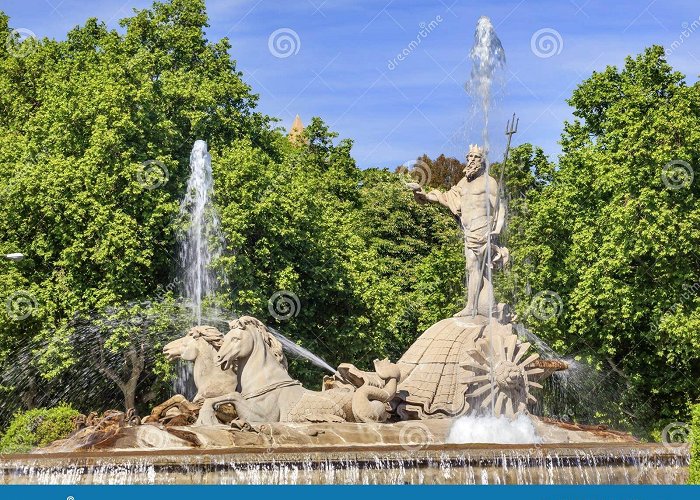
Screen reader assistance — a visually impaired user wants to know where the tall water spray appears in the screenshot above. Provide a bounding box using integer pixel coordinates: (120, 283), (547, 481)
(467, 16), (506, 416)
(175, 141), (334, 381)
(178, 140), (226, 325)
(467, 16), (506, 154)
(175, 140), (226, 397)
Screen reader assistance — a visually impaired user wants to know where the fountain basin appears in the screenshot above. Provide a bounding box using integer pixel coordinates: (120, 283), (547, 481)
(2, 418), (689, 485)
(1, 443), (688, 485)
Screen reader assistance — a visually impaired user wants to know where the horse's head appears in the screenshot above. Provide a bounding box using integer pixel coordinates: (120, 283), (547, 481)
(163, 325), (224, 362)
(217, 321), (255, 370)
(217, 316), (288, 371)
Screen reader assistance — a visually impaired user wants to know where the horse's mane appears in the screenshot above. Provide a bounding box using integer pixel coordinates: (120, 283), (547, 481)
(189, 325), (225, 350)
(229, 316), (288, 370)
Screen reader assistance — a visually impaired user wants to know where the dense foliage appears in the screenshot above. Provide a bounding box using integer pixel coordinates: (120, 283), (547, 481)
(0, 0), (697, 439)
(213, 119), (464, 384)
(0, 404), (79, 453)
(0, 0), (271, 419)
(691, 404), (700, 484)
(504, 47), (700, 431)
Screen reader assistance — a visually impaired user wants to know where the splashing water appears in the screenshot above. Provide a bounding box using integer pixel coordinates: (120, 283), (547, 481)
(266, 326), (336, 374)
(187, 309), (337, 374)
(515, 324), (629, 427)
(178, 140), (226, 326)
(514, 324), (561, 360)
(447, 414), (541, 444)
(6, 445), (690, 484)
(467, 16), (506, 153)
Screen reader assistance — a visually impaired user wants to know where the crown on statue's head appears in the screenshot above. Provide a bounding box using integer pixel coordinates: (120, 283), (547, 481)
(468, 144), (485, 156)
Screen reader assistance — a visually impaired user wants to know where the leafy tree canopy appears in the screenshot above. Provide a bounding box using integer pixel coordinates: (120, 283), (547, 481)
(0, 0), (696, 438)
(506, 46), (700, 431)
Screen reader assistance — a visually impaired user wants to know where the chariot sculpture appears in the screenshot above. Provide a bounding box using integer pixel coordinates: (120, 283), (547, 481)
(152, 143), (564, 428)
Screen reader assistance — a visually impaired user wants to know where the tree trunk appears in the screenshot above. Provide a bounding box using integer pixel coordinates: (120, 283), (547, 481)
(123, 381), (137, 411)
(21, 376), (38, 410)
(96, 348), (144, 411)
(122, 348), (144, 411)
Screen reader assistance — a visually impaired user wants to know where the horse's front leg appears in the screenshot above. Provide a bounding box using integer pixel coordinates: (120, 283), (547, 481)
(195, 393), (266, 426)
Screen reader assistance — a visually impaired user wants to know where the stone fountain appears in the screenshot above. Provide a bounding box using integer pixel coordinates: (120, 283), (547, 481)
(2, 134), (689, 484)
(0, 16), (691, 486)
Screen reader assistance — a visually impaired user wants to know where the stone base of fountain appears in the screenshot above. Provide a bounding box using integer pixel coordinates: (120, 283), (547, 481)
(1, 441), (689, 485)
(8, 413), (686, 485)
(41, 416), (635, 452)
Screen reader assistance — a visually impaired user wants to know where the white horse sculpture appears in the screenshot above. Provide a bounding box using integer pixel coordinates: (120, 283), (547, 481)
(163, 325), (238, 403)
(196, 316), (400, 425)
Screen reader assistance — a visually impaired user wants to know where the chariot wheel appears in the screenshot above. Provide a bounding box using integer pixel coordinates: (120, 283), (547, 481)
(460, 333), (544, 417)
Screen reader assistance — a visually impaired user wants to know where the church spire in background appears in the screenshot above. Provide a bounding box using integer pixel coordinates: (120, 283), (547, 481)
(288, 114), (305, 144)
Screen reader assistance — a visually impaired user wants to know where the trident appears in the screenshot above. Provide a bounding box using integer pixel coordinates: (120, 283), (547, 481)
(498, 113), (519, 190)
(471, 113), (519, 317)
(492, 113), (519, 232)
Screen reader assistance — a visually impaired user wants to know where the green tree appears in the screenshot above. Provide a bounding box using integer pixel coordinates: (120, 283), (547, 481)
(508, 46), (700, 432)
(0, 0), (270, 418)
(691, 403), (699, 484)
(489, 143), (555, 306)
(396, 154), (466, 190)
(213, 118), (465, 384)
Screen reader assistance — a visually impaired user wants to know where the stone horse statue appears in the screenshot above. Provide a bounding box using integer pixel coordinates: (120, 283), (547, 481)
(163, 325), (238, 403)
(196, 316), (400, 425)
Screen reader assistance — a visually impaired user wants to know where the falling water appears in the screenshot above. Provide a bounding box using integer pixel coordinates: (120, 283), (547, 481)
(175, 140), (226, 396)
(5, 446), (690, 484)
(466, 16), (506, 416)
(514, 324), (629, 427)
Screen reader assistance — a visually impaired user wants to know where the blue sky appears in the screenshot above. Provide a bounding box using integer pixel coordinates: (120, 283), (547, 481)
(3, 0), (699, 168)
